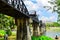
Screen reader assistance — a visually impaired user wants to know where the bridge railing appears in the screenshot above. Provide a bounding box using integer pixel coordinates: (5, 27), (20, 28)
(3, 0), (29, 15)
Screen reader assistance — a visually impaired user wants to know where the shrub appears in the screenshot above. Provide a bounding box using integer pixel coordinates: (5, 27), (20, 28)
(6, 29), (12, 36)
(0, 30), (6, 37)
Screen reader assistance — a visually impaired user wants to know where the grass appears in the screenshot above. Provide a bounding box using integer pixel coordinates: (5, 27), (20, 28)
(8, 32), (16, 40)
(31, 35), (53, 40)
(0, 31), (54, 40)
(8, 35), (16, 40)
(0, 31), (16, 40)
(53, 28), (60, 32)
(0, 38), (4, 40)
(11, 32), (16, 36)
(46, 27), (50, 29)
(46, 27), (60, 32)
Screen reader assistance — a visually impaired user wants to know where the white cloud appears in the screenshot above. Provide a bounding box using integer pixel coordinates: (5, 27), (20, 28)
(36, 11), (44, 18)
(40, 16), (57, 22)
(24, 0), (53, 12)
(36, 0), (51, 6)
(49, 16), (57, 21)
(24, 0), (39, 11)
(36, 0), (54, 12)
(40, 16), (48, 22)
(24, 0), (57, 22)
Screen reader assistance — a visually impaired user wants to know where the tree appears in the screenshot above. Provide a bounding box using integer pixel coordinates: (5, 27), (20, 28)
(0, 13), (16, 30)
(44, 0), (60, 24)
(46, 22), (60, 27)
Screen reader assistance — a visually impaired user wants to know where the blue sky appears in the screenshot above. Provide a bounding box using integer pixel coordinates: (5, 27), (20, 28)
(24, 0), (58, 22)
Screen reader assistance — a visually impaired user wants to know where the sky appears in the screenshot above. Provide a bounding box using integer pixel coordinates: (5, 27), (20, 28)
(23, 0), (58, 22)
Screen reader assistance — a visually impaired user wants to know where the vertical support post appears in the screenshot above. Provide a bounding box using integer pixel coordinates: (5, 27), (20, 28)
(33, 23), (37, 36)
(16, 18), (23, 40)
(37, 25), (40, 36)
(26, 19), (31, 40)
(22, 18), (27, 40)
(39, 26), (41, 35)
(16, 18), (31, 40)
(33, 23), (40, 36)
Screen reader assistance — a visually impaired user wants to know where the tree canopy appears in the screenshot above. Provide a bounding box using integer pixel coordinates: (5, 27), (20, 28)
(0, 14), (16, 30)
(46, 22), (60, 27)
(44, 0), (60, 23)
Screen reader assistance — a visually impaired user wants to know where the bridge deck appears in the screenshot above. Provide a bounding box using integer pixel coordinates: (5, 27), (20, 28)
(0, 0), (29, 18)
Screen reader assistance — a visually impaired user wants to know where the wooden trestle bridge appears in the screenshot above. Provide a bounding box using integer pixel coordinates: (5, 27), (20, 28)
(0, 0), (46, 40)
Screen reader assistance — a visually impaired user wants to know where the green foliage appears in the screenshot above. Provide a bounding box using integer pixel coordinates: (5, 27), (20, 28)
(0, 13), (17, 36)
(0, 14), (16, 29)
(53, 22), (60, 27)
(46, 22), (60, 27)
(31, 35), (53, 40)
(0, 29), (12, 36)
(46, 22), (53, 27)
(0, 38), (4, 40)
(0, 30), (6, 37)
(55, 0), (60, 6)
(12, 32), (16, 36)
(6, 29), (12, 36)
(44, 0), (60, 22)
